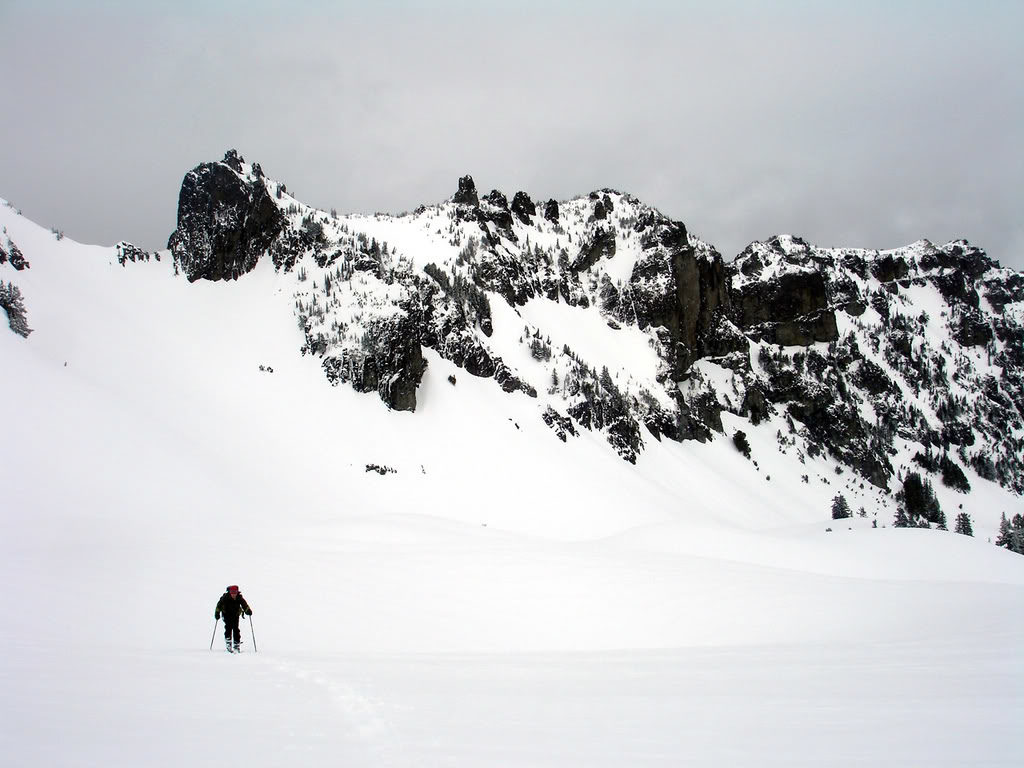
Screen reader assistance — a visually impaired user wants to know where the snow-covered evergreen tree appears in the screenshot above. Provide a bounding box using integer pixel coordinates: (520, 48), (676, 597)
(0, 281), (32, 337)
(995, 518), (1019, 552)
(732, 430), (751, 459)
(831, 494), (852, 520)
(953, 513), (973, 537)
(995, 513), (1024, 554)
(898, 471), (943, 528)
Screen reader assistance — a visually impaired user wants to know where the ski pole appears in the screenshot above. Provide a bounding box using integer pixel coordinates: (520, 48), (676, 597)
(249, 614), (258, 653)
(210, 618), (219, 651)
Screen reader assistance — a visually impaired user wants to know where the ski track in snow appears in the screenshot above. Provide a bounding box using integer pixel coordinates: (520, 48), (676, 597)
(272, 656), (392, 743)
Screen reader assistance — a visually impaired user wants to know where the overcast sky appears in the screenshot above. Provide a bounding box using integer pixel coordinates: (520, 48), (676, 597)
(2, 0), (1021, 268)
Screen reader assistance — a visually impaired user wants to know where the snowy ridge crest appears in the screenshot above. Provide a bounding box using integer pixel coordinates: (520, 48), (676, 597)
(157, 151), (1024, 495)
(0, 151), (979, 504)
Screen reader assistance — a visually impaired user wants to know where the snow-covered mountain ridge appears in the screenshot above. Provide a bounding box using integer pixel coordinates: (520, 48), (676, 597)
(3, 149), (1023, 539)
(161, 151), (1024, 496)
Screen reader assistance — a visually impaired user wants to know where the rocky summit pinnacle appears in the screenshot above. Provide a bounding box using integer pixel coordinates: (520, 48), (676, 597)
(452, 175), (478, 207)
(168, 150), (285, 282)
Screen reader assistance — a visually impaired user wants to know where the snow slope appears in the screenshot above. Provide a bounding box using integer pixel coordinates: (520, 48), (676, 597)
(1, 199), (1022, 766)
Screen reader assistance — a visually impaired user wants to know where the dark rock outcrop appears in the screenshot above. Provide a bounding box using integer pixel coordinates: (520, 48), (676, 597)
(628, 217), (732, 379)
(571, 226), (615, 272)
(952, 306), (993, 347)
(168, 151), (285, 282)
(511, 191), (536, 224)
(470, 189), (518, 247)
(473, 250), (539, 306)
(417, 287), (532, 396)
(544, 199), (560, 224)
(741, 385), (772, 425)
(116, 242), (154, 267)
(984, 272), (1024, 313)
(567, 397), (643, 463)
(733, 268), (827, 325)
(452, 175), (479, 207)
(853, 359), (896, 396)
(871, 254), (910, 283)
(921, 240), (994, 280)
(317, 311), (427, 412)
(481, 190), (514, 231)
(732, 267), (839, 346)
(542, 406), (578, 442)
(932, 270), (980, 308)
(778, 375), (892, 489)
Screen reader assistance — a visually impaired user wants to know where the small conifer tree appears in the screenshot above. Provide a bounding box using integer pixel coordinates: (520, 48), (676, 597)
(898, 471), (943, 528)
(831, 494), (852, 520)
(732, 430), (751, 459)
(995, 513), (1024, 554)
(995, 512), (1013, 550)
(0, 281), (32, 337)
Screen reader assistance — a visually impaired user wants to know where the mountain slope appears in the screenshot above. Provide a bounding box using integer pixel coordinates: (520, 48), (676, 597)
(2, 160), (1023, 766)
(152, 150), (1024, 532)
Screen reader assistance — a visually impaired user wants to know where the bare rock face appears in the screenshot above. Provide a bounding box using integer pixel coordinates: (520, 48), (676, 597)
(730, 238), (840, 347)
(566, 396), (644, 463)
(116, 242), (155, 267)
(168, 150), (285, 282)
(921, 239), (994, 280)
(543, 199), (560, 223)
(473, 249), (541, 306)
(871, 254), (910, 283)
(417, 283), (534, 397)
(952, 305), (993, 347)
(627, 216), (734, 379)
(542, 406), (578, 442)
(734, 269), (830, 324)
(452, 175), (479, 207)
(317, 310), (427, 412)
(510, 191), (536, 224)
(984, 272), (1024, 314)
(477, 190), (516, 244)
(571, 226), (615, 273)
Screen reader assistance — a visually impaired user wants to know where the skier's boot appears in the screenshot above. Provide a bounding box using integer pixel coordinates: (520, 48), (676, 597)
(225, 637), (234, 653)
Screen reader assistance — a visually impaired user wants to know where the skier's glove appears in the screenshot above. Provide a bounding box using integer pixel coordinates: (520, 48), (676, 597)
(245, 610), (253, 616)
(214, 614), (220, 621)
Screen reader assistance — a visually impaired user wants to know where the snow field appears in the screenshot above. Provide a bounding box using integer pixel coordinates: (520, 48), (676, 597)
(1, 201), (1022, 766)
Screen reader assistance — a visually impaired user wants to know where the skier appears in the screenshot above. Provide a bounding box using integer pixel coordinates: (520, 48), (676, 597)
(214, 585), (253, 652)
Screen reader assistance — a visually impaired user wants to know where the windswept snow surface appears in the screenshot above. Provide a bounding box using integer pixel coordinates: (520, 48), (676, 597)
(1, 201), (1022, 767)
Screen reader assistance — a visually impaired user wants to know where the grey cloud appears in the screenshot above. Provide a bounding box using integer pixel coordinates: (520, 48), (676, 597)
(0, 2), (1020, 268)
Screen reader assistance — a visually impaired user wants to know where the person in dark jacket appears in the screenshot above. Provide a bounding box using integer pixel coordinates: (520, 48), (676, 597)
(215, 585), (252, 652)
